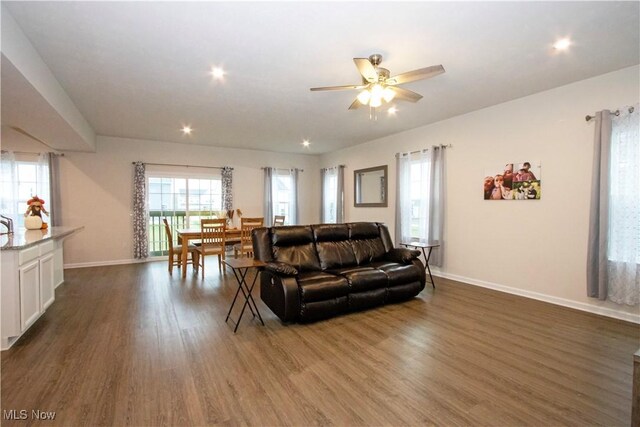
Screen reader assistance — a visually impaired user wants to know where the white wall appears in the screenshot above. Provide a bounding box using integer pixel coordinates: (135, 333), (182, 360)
(1, 5), (96, 151)
(321, 65), (640, 322)
(2, 135), (320, 266)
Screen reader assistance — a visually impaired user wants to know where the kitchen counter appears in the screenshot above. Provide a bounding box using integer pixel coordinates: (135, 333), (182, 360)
(1, 226), (83, 250)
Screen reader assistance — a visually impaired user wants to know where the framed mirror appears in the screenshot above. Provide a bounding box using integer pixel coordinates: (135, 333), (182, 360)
(354, 165), (388, 207)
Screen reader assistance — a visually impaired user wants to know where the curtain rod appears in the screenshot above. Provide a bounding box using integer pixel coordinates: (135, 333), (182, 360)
(1, 150), (64, 156)
(132, 161), (232, 170)
(260, 167), (305, 172)
(585, 106), (635, 122)
(395, 144), (452, 157)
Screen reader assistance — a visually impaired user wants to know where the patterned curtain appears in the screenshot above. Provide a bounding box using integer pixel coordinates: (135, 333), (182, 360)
(133, 161), (148, 259)
(221, 166), (233, 211)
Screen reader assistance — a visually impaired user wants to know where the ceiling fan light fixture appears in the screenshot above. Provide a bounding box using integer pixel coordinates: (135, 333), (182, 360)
(369, 84), (384, 107)
(370, 96), (383, 108)
(357, 90), (371, 105)
(383, 87), (395, 103)
(370, 84), (384, 98)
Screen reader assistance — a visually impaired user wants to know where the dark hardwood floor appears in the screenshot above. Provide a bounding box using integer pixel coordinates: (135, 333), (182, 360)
(2, 260), (638, 426)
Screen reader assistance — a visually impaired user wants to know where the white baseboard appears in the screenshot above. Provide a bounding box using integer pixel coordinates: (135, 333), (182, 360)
(64, 258), (151, 269)
(432, 269), (640, 324)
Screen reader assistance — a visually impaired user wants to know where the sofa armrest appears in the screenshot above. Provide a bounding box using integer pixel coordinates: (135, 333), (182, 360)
(264, 261), (298, 276)
(385, 248), (421, 264)
(260, 270), (300, 322)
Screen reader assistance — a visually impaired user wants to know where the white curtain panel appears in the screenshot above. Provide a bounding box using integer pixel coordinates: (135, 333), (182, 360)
(35, 153), (51, 225)
(396, 150), (431, 245)
(336, 165), (344, 223)
(428, 146), (445, 267)
(321, 166), (343, 223)
(36, 153), (50, 201)
(587, 110), (612, 300)
(0, 151), (18, 218)
(263, 167), (274, 226)
(607, 104), (640, 305)
(293, 168), (299, 225)
(48, 153), (62, 226)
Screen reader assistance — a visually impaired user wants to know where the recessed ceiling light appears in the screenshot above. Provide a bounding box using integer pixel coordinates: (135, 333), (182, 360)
(388, 106), (398, 115)
(553, 38), (572, 51)
(211, 67), (225, 79)
(181, 126), (192, 135)
(302, 139), (310, 147)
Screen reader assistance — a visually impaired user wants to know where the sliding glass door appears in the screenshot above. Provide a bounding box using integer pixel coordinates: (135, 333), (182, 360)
(148, 174), (222, 255)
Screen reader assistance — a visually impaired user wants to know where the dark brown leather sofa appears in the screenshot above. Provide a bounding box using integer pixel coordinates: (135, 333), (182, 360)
(252, 222), (426, 322)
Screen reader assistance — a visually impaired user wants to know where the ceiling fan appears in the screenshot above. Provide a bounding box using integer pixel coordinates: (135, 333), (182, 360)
(310, 54), (445, 110)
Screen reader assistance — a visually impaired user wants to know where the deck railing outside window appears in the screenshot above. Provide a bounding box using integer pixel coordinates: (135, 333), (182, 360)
(148, 210), (222, 256)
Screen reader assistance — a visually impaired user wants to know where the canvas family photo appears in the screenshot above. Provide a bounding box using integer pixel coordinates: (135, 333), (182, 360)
(484, 161), (541, 200)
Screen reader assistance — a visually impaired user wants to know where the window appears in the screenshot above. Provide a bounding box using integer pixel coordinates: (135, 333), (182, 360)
(608, 109), (640, 265)
(396, 147), (445, 255)
(588, 105), (639, 305)
(397, 152), (431, 242)
(270, 169), (297, 225)
(0, 153), (50, 226)
(323, 172), (337, 223)
(147, 173), (222, 256)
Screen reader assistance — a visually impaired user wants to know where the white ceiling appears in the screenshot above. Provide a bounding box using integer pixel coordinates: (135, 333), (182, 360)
(3, 1), (639, 154)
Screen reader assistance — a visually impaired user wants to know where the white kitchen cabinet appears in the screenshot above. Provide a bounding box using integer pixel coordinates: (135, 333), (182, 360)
(19, 260), (41, 331)
(40, 252), (55, 310)
(1, 226), (81, 350)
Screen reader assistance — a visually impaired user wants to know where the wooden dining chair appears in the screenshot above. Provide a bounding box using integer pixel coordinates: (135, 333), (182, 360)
(163, 218), (199, 274)
(195, 218), (227, 278)
(233, 217), (264, 258)
(273, 215), (285, 226)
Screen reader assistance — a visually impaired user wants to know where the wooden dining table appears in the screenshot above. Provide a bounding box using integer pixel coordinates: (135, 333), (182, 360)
(176, 228), (242, 278)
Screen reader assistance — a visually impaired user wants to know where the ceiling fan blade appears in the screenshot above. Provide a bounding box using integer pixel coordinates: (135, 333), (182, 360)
(348, 98), (362, 110)
(310, 84), (366, 91)
(353, 58), (378, 83)
(386, 65), (445, 85)
(390, 86), (423, 102)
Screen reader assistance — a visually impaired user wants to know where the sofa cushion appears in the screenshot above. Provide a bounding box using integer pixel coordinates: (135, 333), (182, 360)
(349, 288), (387, 311)
(313, 224), (357, 270)
(316, 241), (357, 270)
(387, 281), (423, 303)
(375, 264), (422, 287)
(313, 223), (350, 242)
(368, 261), (398, 270)
(273, 244), (321, 272)
(297, 272), (349, 302)
(329, 266), (388, 292)
(351, 238), (386, 265)
(271, 226), (321, 272)
(349, 222), (380, 239)
(300, 297), (349, 322)
(272, 226), (315, 246)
